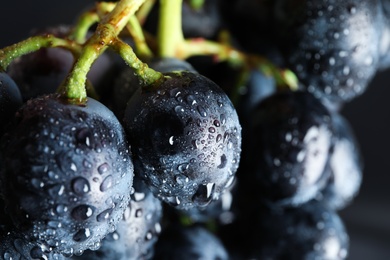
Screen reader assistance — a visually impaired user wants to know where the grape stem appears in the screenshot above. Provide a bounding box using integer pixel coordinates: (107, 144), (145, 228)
(157, 0), (184, 57)
(0, 35), (81, 71)
(178, 38), (298, 90)
(62, 0), (147, 103)
(97, 2), (154, 59)
(69, 8), (100, 44)
(110, 38), (164, 89)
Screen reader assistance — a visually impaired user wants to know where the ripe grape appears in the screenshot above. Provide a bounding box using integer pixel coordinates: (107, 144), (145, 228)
(0, 94), (134, 256)
(123, 71), (241, 210)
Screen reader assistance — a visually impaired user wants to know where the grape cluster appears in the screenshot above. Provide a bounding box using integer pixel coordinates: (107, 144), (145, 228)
(0, 0), (384, 259)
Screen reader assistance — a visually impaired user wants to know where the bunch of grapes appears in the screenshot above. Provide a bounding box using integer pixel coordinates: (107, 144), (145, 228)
(0, 0), (384, 259)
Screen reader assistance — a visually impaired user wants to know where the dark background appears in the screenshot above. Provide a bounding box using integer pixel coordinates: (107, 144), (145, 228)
(1, 1), (389, 259)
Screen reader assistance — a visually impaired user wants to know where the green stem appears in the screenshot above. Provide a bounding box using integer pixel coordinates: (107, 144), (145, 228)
(0, 35), (81, 71)
(95, 2), (153, 58)
(179, 38), (298, 90)
(69, 9), (100, 44)
(127, 15), (153, 58)
(62, 0), (146, 103)
(110, 38), (164, 89)
(157, 0), (184, 57)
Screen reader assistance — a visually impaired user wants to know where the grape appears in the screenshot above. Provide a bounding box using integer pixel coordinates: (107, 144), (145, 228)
(123, 71), (241, 210)
(244, 90), (333, 206)
(221, 202), (349, 259)
(0, 94), (134, 256)
(2, 0), (384, 258)
(274, 0), (384, 104)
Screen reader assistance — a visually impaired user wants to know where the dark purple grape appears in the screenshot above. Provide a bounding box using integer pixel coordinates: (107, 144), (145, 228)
(154, 224), (229, 260)
(221, 202), (349, 259)
(74, 177), (162, 260)
(0, 94), (134, 256)
(274, 0), (384, 104)
(123, 71), (241, 210)
(316, 113), (363, 210)
(0, 71), (23, 136)
(245, 90), (333, 206)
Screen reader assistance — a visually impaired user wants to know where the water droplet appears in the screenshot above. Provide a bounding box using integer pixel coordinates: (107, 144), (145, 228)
(186, 95), (197, 105)
(76, 128), (92, 146)
(348, 5), (357, 14)
(169, 136), (175, 145)
(70, 163), (77, 172)
(208, 127), (216, 133)
(31, 178), (44, 189)
(155, 223), (162, 234)
(178, 163), (189, 173)
(343, 66), (350, 75)
(73, 228), (91, 242)
(96, 208), (113, 222)
(175, 105), (185, 114)
(218, 154), (227, 169)
(192, 183), (215, 207)
(72, 177), (90, 195)
(197, 106), (207, 117)
(145, 232), (153, 240)
(100, 175), (113, 192)
(133, 192), (146, 201)
(71, 205), (94, 221)
(135, 208), (143, 218)
(220, 114), (226, 125)
(273, 158), (281, 166)
(98, 163), (109, 175)
(329, 57), (335, 66)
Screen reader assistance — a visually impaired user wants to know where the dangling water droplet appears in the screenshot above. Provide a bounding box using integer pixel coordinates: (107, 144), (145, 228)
(192, 183), (215, 206)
